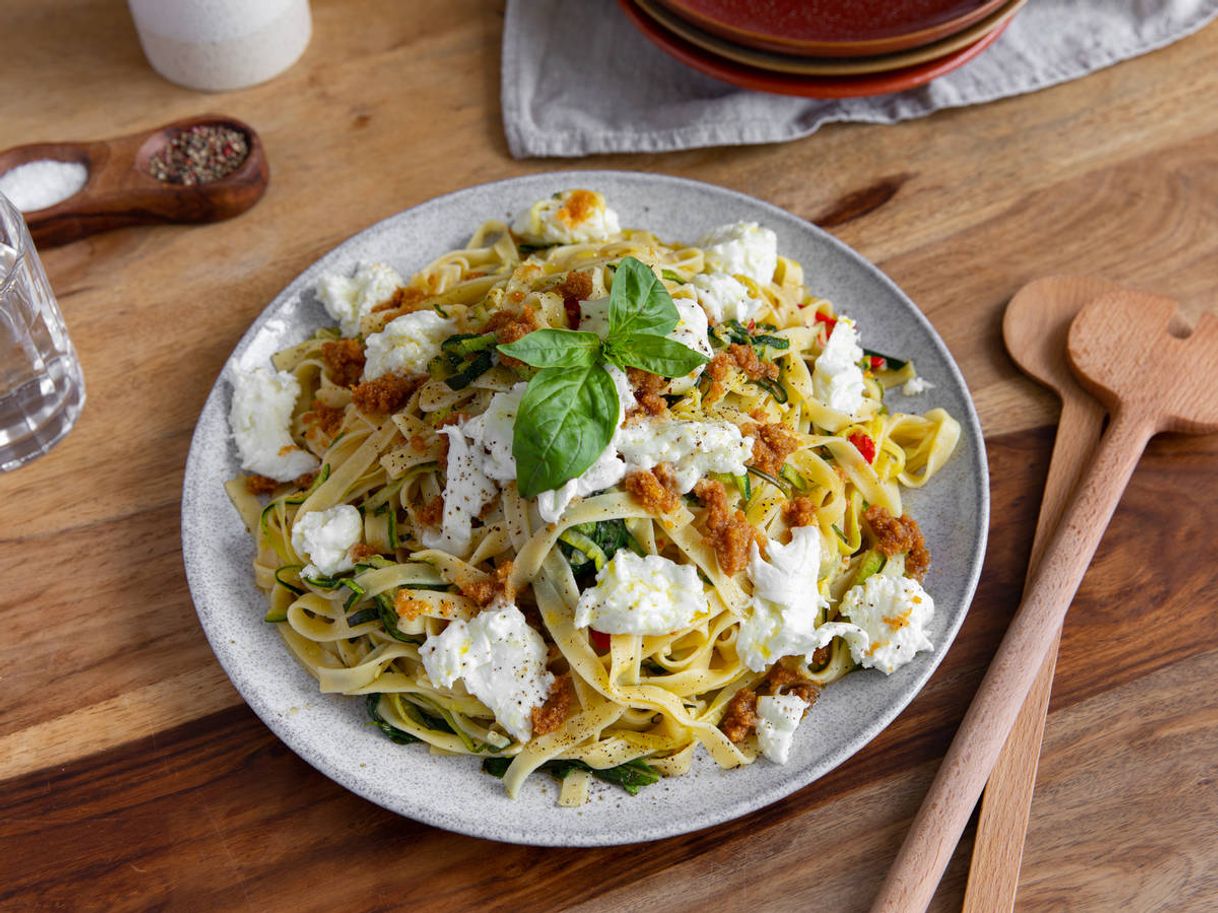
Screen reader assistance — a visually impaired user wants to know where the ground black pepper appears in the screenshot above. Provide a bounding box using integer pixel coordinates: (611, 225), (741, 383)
(148, 124), (249, 186)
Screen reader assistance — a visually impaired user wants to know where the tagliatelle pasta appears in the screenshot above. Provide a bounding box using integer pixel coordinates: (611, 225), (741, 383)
(225, 189), (961, 804)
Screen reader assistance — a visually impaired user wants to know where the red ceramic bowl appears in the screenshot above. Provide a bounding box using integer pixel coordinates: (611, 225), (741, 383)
(635, 0), (1024, 76)
(653, 0), (1008, 58)
(620, 0), (1011, 99)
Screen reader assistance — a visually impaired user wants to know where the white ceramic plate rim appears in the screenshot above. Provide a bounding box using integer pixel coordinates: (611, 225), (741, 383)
(182, 170), (989, 846)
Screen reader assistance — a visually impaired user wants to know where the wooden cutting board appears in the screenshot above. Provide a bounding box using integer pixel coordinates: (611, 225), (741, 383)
(3, 2), (1217, 911)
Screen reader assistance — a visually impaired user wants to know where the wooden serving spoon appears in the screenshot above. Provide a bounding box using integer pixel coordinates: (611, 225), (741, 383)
(963, 277), (1139, 913)
(0, 114), (269, 247)
(870, 290), (1218, 913)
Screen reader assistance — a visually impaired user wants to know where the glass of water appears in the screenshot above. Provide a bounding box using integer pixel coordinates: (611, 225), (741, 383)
(0, 191), (85, 471)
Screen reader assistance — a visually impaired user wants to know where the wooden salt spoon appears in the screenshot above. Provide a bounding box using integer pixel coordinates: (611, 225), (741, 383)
(870, 290), (1218, 913)
(962, 277), (1146, 913)
(0, 114), (268, 247)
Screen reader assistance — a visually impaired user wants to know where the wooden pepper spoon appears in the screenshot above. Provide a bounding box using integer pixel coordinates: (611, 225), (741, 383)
(870, 290), (1218, 913)
(0, 114), (269, 247)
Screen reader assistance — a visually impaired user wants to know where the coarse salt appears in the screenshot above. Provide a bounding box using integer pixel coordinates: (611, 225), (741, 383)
(0, 160), (88, 213)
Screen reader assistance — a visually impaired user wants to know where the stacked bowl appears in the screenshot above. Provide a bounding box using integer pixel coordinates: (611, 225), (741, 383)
(619, 0), (1027, 98)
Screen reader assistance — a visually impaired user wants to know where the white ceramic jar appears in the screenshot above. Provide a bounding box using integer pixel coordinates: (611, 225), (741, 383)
(127, 0), (312, 92)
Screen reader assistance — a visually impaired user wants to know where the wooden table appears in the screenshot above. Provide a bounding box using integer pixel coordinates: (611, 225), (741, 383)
(4, 2), (1217, 910)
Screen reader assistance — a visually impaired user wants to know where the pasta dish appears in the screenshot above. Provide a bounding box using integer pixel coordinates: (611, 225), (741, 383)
(224, 189), (960, 805)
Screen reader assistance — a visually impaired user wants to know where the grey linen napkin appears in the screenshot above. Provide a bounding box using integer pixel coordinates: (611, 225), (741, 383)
(502, 0), (1218, 158)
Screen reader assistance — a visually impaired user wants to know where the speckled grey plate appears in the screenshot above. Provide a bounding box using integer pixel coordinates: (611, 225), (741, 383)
(182, 171), (988, 846)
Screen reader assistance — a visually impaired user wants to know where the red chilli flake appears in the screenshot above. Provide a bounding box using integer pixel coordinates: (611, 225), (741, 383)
(849, 432), (876, 464)
(869, 355), (886, 371)
(590, 629), (611, 652)
(813, 311), (838, 334)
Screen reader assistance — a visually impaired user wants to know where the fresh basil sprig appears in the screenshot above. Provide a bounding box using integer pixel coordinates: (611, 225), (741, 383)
(497, 256), (710, 499)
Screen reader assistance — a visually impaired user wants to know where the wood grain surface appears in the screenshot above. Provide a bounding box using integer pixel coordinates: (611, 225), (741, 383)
(872, 291), (1218, 912)
(3, 2), (1218, 911)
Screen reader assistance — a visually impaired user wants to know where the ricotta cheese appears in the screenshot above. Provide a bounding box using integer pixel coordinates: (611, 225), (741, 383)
(616, 417), (753, 493)
(902, 376), (934, 396)
(511, 189), (621, 246)
(463, 382), (527, 483)
(228, 366), (319, 482)
(362, 310), (457, 381)
(691, 272), (763, 325)
(666, 295), (713, 395)
(574, 551), (707, 635)
(316, 261), (403, 337)
(536, 445), (628, 524)
(421, 423), (498, 558)
(419, 601), (554, 743)
(812, 316), (866, 417)
(291, 505), (362, 577)
(738, 527), (832, 672)
(839, 573), (935, 675)
(698, 222), (778, 286)
(755, 694), (808, 764)
(749, 525), (822, 608)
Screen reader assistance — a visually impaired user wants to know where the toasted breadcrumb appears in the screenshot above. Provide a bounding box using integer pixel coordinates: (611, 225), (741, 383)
(459, 561), (516, 608)
(350, 543), (380, 562)
(624, 468), (679, 515)
(627, 367), (669, 417)
(485, 306), (541, 369)
(531, 674), (575, 737)
(302, 401), (345, 439)
(864, 505), (931, 581)
(394, 590), (431, 621)
(782, 496), (818, 528)
(244, 474), (279, 496)
(720, 687), (758, 743)
(371, 285), (428, 315)
(703, 344), (779, 404)
(418, 495), (444, 529)
(351, 373), (420, 415)
(556, 270), (593, 302)
(762, 663), (820, 706)
(694, 478), (762, 577)
(747, 421), (799, 477)
(321, 338), (365, 388)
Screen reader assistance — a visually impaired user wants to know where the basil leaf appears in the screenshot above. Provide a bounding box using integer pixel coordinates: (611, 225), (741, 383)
(607, 334), (709, 378)
(497, 329), (602, 369)
(608, 257), (679, 340)
(512, 365), (618, 499)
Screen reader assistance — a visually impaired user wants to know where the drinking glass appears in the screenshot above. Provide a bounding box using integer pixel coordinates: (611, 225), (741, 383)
(0, 191), (85, 471)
